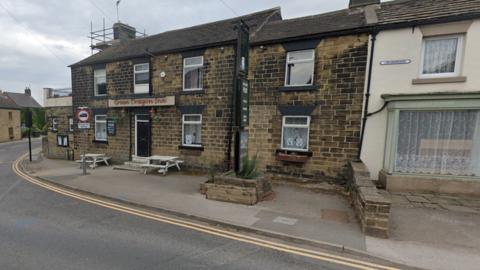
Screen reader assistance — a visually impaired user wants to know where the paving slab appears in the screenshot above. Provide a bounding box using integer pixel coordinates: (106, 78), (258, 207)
(422, 203), (444, 210)
(405, 195), (430, 203)
(427, 196), (461, 205)
(456, 199), (480, 207)
(439, 204), (479, 213)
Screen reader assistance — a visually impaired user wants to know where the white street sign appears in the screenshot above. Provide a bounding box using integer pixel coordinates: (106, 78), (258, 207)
(78, 123), (90, 129)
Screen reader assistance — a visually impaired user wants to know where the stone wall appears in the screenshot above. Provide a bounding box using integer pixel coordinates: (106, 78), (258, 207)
(248, 34), (369, 181)
(0, 109), (21, 142)
(347, 160), (390, 238)
(44, 106), (74, 160)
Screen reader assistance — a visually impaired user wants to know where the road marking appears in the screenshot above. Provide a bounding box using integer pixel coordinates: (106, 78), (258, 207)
(12, 151), (400, 270)
(11, 145), (23, 149)
(0, 178), (24, 203)
(0, 149), (5, 152)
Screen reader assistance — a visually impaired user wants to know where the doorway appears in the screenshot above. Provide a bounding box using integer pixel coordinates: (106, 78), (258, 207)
(135, 114), (150, 157)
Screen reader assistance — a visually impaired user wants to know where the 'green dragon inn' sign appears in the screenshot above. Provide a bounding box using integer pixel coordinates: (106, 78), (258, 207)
(108, 96), (175, 107)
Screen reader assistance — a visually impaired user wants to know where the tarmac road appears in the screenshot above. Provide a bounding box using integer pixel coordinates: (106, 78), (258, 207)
(0, 139), (414, 270)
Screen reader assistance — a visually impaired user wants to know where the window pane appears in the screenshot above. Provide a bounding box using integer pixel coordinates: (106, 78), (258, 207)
(184, 66), (203, 89)
(288, 50), (313, 62)
(286, 62), (313, 85)
(135, 73), (149, 85)
(423, 38), (458, 74)
(285, 117), (308, 125)
(183, 123), (202, 145)
(135, 64), (149, 72)
(94, 69), (106, 76)
(95, 74), (107, 95)
(395, 110), (480, 176)
(185, 57), (202, 66)
(282, 126), (308, 150)
(137, 115), (149, 121)
(184, 115), (201, 122)
(57, 136), (62, 146)
(96, 121), (107, 140)
(96, 115), (107, 121)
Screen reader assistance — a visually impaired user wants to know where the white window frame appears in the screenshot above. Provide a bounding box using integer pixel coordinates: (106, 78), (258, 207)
(94, 69), (107, 96)
(95, 115), (107, 141)
(419, 34), (463, 79)
(183, 56), (204, 91)
(182, 114), (202, 147)
(69, 118), (74, 132)
(134, 63), (149, 94)
(52, 118), (57, 131)
(281, 116), (311, 151)
(284, 49), (315, 87)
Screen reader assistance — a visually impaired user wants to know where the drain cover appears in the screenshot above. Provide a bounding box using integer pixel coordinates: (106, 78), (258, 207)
(272, 216), (298, 226)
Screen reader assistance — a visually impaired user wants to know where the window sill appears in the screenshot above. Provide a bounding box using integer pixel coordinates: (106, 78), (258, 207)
(412, 77), (467, 85)
(275, 149), (313, 157)
(92, 140), (108, 144)
(91, 95), (108, 99)
(51, 130), (58, 133)
(279, 85), (317, 92)
(178, 145), (204, 151)
(179, 90), (206, 95)
(68, 131), (74, 134)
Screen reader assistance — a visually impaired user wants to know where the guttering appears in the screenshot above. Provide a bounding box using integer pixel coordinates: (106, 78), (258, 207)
(376, 13), (480, 31)
(357, 27), (378, 160)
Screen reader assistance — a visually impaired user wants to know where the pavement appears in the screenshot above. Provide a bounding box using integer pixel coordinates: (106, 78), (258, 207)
(19, 147), (480, 270)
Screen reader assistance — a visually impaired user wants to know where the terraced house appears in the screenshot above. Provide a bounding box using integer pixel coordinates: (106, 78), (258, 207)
(62, 1), (379, 181)
(360, 0), (480, 196)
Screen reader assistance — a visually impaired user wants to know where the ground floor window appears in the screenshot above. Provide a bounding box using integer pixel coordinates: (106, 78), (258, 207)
(9, 127), (13, 137)
(383, 94), (480, 177)
(182, 114), (202, 146)
(281, 116), (310, 151)
(95, 115), (107, 141)
(395, 110), (480, 176)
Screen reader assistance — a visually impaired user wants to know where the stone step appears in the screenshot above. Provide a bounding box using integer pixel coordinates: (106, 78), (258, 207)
(113, 165), (144, 172)
(123, 161), (147, 168)
(131, 156), (148, 163)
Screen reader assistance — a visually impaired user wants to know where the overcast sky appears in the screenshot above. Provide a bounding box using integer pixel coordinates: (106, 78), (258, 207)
(0, 0), (391, 106)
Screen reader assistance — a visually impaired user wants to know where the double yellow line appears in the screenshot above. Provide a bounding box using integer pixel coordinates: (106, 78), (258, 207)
(13, 151), (399, 270)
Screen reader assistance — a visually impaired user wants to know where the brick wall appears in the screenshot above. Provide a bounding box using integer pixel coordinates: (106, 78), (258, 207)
(44, 106), (74, 160)
(248, 34), (369, 181)
(0, 109), (21, 142)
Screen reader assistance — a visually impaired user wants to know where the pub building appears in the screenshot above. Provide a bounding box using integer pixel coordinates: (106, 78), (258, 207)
(64, 3), (372, 182)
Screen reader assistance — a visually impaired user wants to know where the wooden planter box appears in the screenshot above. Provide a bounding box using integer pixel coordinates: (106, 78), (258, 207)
(206, 185), (257, 205)
(277, 153), (308, 163)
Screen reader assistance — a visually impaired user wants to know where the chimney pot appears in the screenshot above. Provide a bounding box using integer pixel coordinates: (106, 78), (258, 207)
(25, 87), (31, 96)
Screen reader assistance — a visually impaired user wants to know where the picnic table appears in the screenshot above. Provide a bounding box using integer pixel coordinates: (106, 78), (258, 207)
(141, 156), (184, 176)
(76, 154), (110, 170)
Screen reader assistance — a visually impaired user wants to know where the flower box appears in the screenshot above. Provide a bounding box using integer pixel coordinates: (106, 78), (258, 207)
(206, 184), (257, 205)
(277, 152), (308, 163)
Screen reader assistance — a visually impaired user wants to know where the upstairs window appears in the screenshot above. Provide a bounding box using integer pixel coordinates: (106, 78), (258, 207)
(281, 116), (310, 151)
(183, 56), (204, 90)
(134, 64), (149, 93)
(94, 69), (107, 96)
(52, 118), (57, 131)
(419, 35), (463, 78)
(285, 50), (314, 86)
(182, 114), (202, 146)
(95, 115), (107, 141)
(8, 112), (13, 119)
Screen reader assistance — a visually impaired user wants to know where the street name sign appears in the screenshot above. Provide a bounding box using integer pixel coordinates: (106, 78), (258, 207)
(78, 123), (90, 129)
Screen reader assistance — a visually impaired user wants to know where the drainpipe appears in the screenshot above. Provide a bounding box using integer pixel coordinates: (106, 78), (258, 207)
(357, 27), (378, 160)
(129, 109), (132, 162)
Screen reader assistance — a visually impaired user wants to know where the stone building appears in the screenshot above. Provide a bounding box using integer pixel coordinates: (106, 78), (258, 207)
(0, 97), (21, 142)
(1, 87), (42, 109)
(67, 2), (376, 181)
(42, 88), (74, 160)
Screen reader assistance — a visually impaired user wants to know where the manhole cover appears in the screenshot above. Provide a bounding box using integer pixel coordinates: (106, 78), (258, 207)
(321, 209), (349, 223)
(272, 216), (298, 226)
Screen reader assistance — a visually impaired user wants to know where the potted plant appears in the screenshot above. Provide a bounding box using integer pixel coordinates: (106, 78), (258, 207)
(112, 116), (121, 122)
(153, 115), (162, 121)
(277, 151), (308, 163)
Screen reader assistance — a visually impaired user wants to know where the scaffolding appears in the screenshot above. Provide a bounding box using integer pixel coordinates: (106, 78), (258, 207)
(88, 19), (147, 54)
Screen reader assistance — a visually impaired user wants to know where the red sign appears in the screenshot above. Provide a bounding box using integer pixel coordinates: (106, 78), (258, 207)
(77, 109), (90, 122)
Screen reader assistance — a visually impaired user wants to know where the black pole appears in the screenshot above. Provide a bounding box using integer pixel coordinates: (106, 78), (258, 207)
(28, 128), (32, 162)
(357, 28), (378, 160)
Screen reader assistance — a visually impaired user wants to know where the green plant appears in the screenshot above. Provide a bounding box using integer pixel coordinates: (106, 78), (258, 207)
(41, 125), (48, 135)
(112, 116), (121, 121)
(153, 115), (162, 120)
(207, 161), (215, 183)
(240, 151), (259, 179)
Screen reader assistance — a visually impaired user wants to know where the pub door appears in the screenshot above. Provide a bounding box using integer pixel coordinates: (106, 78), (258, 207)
(135, 115), (150, 157)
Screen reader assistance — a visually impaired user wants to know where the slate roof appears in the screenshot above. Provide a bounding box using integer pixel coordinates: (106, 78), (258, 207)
(71, 8), (282, 67)
(0, 96), (20, 110)
(3, 92), (42, 108)
(376, 0), (480, 26)
(251, 8), (367, 44)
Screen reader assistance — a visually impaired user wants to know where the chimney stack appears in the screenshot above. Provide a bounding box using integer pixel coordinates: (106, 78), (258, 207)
(113, 23), (136, 41)
(25, 87), (31, 96)
(349, 0), (380, 8)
